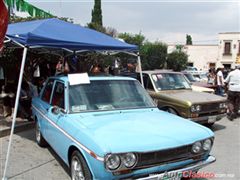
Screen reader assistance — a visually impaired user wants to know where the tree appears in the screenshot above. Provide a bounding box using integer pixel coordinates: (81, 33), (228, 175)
(118, 32), (145, 47)
(88, 0), (103, 31)
(167, 51), (188, 71)
(140, 42), (167, 70)
(186, 34), (192, 45)
(91, 0), (103, 26)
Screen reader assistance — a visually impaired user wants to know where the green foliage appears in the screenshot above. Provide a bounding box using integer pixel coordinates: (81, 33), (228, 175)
(118, 32), (145, 47)
(186, 34), (192, 45)
(117, 33), (167, 70)
(87, 22), (106, 33)
(175, 44), (184, 52)
(167, 51), (188, 71)
(140, 41), (167, 70)
(91, 0), (103, 26)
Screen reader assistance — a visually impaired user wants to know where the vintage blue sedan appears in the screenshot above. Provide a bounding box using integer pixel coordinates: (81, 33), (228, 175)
(32, 75), (215, 180)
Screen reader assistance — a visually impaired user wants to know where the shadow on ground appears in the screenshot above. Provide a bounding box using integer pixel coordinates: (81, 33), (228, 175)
(208, 123), (226, 132)
(16, 129), (71, 178)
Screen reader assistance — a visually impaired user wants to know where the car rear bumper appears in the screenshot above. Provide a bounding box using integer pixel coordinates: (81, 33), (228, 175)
(190, 113), (226, 124)
(136, 155), (216, 180)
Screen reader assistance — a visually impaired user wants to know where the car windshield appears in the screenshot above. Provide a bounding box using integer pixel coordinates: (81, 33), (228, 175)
(184, 73), (197, 82)
(187, 67), (197, 71)
(69, 80), (155, 112)
(151, 73), (191, 90)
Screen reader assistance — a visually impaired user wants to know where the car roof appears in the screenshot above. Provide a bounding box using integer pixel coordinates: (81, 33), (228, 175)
(50, 74), (136, 82)
(142, 70), (183, 75)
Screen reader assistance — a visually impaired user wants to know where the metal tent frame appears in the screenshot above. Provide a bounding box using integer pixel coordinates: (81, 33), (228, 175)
(2, 35), (144, 180)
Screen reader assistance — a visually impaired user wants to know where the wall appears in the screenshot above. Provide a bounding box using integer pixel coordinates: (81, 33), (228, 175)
(168, 45), (218, 71)
(217, 32), (240, 69)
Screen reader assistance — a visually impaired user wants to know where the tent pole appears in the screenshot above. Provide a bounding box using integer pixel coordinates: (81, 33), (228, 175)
(2, 47), (28, 180)
(137, 52), (144, 88)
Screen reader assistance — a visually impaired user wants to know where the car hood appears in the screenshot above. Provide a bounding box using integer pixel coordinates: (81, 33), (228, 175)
(191, 85), (214, 93)
(70, 108), (213, 154)
(159, 90), (226, 104)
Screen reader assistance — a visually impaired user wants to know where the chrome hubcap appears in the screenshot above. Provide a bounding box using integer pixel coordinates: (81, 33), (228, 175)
(36, 123), (41, 143)
(71, 156), (84, 180)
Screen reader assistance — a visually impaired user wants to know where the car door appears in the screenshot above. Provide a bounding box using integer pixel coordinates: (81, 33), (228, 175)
(38, 79), (54, 138)
(47, 80), (68, 158)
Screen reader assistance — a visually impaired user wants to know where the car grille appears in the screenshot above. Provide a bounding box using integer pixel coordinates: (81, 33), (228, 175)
(134, 144), (202, 169)
(200, 103), (220, 112)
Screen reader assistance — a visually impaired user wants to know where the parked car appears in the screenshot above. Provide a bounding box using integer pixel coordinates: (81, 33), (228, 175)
(184, 66), (199, 76)
(122, 70), (227, 125)
(32, 74), (216, 180)
(193, 72), (208, 82)
(183, 72), (216, 91)
(183, 72), (214, 93)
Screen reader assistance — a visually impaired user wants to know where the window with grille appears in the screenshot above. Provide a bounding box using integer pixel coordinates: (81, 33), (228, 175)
(224, 42), (231, 55)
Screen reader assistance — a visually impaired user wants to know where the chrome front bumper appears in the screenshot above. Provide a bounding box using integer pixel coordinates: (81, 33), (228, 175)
(191, 113), (226, 124)
(136, 156), (216, 180)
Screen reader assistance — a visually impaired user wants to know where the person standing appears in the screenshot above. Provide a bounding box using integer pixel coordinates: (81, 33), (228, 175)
(207, 68), (215, 85)
(225, 65), (240, 120)
(215, 66), (225, 96)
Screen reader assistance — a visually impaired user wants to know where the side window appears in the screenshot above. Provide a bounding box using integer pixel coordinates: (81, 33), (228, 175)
(41, 79), (54, 103)
(51, 82), (65, 109)
(140, 74), (154, 90)
(137, 73), (148, 87)
(146, 76), (154, 90)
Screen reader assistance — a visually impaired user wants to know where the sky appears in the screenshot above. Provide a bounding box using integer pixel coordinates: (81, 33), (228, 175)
(27, 0), (240, 44)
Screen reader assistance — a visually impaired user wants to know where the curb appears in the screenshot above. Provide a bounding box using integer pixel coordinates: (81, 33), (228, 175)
(0, 121), (35, 138)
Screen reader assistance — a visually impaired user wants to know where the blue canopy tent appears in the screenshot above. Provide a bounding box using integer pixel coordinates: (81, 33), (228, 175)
(2, 18), (143, 180)
(6, 18), (138, 51)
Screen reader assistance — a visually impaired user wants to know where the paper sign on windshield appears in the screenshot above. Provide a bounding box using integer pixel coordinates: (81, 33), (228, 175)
(68, 73), (90, 85)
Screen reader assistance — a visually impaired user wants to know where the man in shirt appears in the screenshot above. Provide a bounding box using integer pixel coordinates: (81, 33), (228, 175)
(225, 65), (240, 120)
(216, 66), (225, 96)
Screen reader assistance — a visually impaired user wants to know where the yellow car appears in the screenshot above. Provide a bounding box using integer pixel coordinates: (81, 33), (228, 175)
(191, 85), (214, 93)
(122, 70), (227, 125)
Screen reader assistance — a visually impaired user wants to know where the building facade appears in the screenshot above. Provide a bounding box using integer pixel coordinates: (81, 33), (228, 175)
(217, 32), (240, 69)
(168, 32), (240, 71)
(168, 44), (218, 71)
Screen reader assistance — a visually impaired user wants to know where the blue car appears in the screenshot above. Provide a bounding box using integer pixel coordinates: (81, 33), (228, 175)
(32, 75), (215, 180)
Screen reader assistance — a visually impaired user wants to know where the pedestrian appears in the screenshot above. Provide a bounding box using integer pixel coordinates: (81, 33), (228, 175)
(207, 68), (215, 85)
(225, 64), (240, 121)
(55, 57), (64, 75)
(215, 66), (225, 96)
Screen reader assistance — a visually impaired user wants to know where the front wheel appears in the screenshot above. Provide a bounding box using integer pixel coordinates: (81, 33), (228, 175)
(71, 151), (92, 180)
(166, 107), (178, 115)
(35, 120), (48, 147)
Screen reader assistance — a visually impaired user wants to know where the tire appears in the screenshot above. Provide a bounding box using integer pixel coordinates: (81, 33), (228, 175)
(35, 120), (48, 147)
(206, 122), (215, 127)
(166, 107), (178, 115)
(71, 150), (92, 180)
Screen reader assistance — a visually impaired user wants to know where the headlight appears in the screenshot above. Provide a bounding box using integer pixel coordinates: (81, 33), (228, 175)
(191, 105), (201, 112)
(105, 154), (121, 170)
(192, 141), (202, 153)
(122, 153), (137, 168)
(219, 103), (227, 109)
(203, 139), (212, 151)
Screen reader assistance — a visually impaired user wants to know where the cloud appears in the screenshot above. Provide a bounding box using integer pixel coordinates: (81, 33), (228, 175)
(30, 1), (239, 44)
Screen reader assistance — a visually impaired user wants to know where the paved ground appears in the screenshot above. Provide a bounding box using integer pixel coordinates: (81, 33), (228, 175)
(0, 117), (239, 180)
(0, 116), (34, 138)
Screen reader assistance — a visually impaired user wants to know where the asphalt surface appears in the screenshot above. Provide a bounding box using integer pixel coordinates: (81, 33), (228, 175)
(0, 117), (239, 180)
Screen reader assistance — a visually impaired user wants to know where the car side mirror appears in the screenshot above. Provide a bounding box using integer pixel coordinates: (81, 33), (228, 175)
(51, 106), (60, 115)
